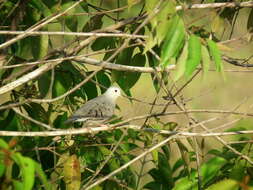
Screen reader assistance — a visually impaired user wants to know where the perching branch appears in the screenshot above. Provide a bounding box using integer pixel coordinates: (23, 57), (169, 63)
(0, 124), (253, 137)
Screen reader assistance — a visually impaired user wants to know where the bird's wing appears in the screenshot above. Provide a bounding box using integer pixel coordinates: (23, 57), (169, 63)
(67, 95), (115, 122)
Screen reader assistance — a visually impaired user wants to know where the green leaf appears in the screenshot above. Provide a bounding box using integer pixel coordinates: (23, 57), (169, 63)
(112, 47), (139, 92)
(98, 146), (119, 171)
(0, 138), (9, 149)
(151, 150), (159, 162)
(12, 153), (35, 190)
(172, 171), (197, 190)
(13, 180), (24, 190)
(38, 72), (51, 98)
(174, 42), (188, 81)
(207, 39), (223, 73)
(32, 34), (49, 59)
(206, 179), (238, 190)
(30, 0), (52, 17)
(34, 162), (52, 190)
(61, 1), (78, 31)
(118, 53), (146, 90)
(145, 0), (160, 28)
(185, 35), (201, 78)
(16, 37), (33, 60)
(96, 71), (111, 93)
(201, 157), (227, 185)
(91, 37), (114, 51)
(201, 45), (211, 77)
(53, 75), (67, 98)
(0, 162), (6, 178)
(156, 1), (176, 44)
(161, 17), (185, 67)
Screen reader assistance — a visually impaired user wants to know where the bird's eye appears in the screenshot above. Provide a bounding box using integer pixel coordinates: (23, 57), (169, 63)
(114, 90), (118, 92)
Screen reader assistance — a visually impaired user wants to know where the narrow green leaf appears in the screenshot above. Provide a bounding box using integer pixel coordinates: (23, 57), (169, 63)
(174, 42), (188, 81)
(201, 45), (211, 76)
(161, 18), (185, 67)
(34, 162), (52, 190)
(207, 39), (223, 72)
(185, 35), (201, 77)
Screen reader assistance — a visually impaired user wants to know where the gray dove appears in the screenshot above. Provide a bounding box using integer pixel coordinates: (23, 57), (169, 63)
(65, 86), (121, 124)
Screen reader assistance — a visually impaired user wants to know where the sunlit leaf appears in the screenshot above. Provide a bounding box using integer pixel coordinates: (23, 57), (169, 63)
(201, 45), (211, 77)
(161, 17), (185, 67)
(174, 42), (188, 81)
(201, 157), (227, 185)
(156, 1), (176, 44)
(185, 35), (201, 78)
(12, 153), (35, 190)
(206, 179), (238, 190)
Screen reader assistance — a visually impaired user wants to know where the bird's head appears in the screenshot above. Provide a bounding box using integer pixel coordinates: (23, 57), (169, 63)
(104, 86), (121, 101)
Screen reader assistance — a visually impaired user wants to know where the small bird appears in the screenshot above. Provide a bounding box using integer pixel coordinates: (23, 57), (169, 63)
(65, 86), (121, 125)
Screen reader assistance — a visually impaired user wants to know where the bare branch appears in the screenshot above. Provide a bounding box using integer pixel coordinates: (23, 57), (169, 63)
(0, 30), (147, 39)
(0, 61), (60, 95)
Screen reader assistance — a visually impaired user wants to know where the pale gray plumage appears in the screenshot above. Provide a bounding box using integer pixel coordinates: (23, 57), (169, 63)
(65, 86), (121, 124)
